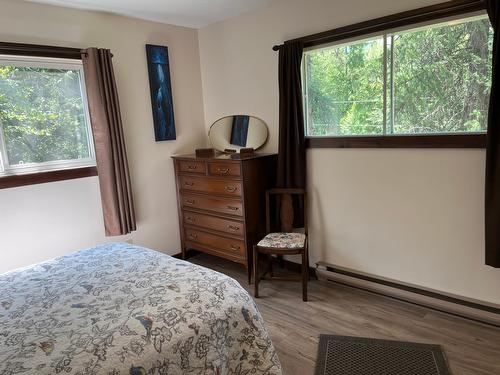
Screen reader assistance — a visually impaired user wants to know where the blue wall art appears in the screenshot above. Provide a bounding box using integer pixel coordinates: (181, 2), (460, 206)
(146, 44), (176, 141)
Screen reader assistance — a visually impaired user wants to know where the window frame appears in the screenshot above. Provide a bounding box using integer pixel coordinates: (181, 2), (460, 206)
(295, 0), (489, 148)
(0, 42), (97, 188)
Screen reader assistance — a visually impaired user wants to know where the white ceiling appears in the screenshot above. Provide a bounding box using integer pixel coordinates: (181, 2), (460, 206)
(26, 0), (275, 28)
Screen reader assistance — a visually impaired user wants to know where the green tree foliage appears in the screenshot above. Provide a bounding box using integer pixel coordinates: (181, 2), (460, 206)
(305, 39), (384, 135)
(304, 16), (493, 136)
(0, 65), (90, 165)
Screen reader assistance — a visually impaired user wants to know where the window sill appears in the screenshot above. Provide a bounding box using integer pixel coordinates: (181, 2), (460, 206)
(0, 166), (98, 189)
(305, 134), (487, 149)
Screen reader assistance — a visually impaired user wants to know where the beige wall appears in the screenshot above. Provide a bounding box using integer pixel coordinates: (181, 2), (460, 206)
(0, 0), (206, 272)
(198, 0), (500, 304)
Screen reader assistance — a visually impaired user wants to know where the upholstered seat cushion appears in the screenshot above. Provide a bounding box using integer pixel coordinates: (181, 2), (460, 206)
(257, 232), (306, 249)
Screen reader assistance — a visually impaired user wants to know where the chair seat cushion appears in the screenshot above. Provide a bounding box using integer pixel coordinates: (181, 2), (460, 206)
(257, 232), (306, 249)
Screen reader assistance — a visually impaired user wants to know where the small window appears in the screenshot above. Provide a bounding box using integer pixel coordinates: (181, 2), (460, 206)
(303, 14), (493, 137)
(0, 55), (95, 176)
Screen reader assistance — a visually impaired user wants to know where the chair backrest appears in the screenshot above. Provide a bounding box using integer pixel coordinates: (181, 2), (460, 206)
(265, 188), (307, 236)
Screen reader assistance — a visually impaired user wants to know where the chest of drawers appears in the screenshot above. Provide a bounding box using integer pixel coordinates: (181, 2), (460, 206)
(172, 153), (277, 283)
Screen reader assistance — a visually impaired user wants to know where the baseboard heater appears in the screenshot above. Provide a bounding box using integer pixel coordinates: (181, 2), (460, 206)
(316, 261), (500, 328)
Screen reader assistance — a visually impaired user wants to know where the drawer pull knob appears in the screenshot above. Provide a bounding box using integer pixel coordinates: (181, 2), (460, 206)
(184, 181), (194, 187)
(230, 245), (240, 251)
(217, 168), (229, 174)
(189, 233), (198, 240)
(228, 225), (240, 231)
(186, 216), (195, 222)
(224, 186), (237, 193)
(226, 205), (239, 211)
(185, 199), (195, 205)
(187, 165), (197, 170)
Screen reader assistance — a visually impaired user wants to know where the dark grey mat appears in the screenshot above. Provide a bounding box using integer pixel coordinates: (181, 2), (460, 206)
(314, 335), (452, 375)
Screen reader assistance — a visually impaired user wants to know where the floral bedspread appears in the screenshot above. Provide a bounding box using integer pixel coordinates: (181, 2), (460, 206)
(0, 243), (281, 375)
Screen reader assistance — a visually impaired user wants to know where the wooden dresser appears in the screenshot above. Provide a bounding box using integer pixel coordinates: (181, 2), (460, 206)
(173, 153), (277, 283)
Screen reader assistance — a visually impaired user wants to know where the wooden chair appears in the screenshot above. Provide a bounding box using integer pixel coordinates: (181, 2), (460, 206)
(253, 188), (309, 301)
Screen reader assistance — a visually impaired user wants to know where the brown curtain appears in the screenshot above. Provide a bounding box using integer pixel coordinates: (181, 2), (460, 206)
(485, 1), (500, 267)
(276, 41), (305, 227)
(82, 48), (136, 236)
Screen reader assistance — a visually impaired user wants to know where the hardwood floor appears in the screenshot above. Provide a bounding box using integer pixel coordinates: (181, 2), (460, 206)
(189, 253), (500, 375)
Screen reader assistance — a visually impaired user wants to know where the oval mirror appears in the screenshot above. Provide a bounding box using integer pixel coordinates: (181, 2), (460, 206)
(208, 115), (268, 152)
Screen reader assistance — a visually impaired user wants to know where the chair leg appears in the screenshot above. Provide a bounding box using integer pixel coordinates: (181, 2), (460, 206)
(269, 255), (274, 277)
(302, 249), (308, 302)
(306, 241), (311, 281)
(266, 254), (274, 277)
(278, 254), (285, 268)
(247, 262), (252, 285)
(253, 246), (259, 298)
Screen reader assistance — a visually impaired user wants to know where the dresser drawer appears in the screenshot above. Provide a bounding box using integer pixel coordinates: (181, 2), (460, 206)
(208, 162), (241, 177)
(178, 160), (206, 174)
(183, 211), (244, 237)
(181, 194), (243, 216)
(180, 176), (242, 197)
(185, 228), (246, 258)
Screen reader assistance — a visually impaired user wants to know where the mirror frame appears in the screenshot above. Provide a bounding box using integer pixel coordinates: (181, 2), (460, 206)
(208, 115), (269, 152)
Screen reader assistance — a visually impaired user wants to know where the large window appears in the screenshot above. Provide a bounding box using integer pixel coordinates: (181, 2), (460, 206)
(0, 55), (95, 177)
(303, 14), (493, 138)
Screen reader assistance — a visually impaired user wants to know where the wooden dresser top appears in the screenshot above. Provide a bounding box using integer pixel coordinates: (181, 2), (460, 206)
(172, 153), (276, 162)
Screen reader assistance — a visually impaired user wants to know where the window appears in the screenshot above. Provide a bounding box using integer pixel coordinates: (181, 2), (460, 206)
(303, 14), (493, 139)
(0, 54), (95, 177)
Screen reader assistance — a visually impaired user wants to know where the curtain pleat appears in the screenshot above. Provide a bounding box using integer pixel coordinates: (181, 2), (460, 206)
(82, 48), (136, 236)
(485, 1), (500, 267)
(276, 41), (306, 227)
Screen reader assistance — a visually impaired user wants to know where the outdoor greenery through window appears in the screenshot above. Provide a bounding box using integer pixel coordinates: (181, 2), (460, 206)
(303, 14), (493, 137)
(0, 55), (94, 176)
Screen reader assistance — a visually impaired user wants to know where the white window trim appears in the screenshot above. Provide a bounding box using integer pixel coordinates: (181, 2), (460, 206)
(0, 54), (96, 177)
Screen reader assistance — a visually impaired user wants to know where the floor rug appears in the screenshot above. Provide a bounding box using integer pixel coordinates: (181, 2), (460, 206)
(314, 335), (452, 375)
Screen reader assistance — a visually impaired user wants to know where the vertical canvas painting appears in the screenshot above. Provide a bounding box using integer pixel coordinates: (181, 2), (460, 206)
(146, 44), (176, 141)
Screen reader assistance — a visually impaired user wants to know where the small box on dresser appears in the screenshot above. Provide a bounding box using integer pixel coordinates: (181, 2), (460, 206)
(172, 153), (277, 283)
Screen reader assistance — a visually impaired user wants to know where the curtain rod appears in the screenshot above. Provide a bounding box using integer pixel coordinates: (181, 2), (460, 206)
(0, 42), (114, 59)
(80, 50), (114, 58)
(271, 0), (485, 51)
(0, 42), (82, 59)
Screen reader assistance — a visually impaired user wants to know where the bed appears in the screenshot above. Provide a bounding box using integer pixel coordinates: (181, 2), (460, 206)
(0, 243), (281, 374)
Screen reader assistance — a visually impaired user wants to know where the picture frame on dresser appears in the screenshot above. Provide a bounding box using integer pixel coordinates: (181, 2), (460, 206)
(172, 153), (277, 283)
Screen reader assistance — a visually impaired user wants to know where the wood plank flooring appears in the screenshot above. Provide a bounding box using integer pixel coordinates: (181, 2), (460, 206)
(189, 253), (500, 375)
